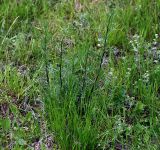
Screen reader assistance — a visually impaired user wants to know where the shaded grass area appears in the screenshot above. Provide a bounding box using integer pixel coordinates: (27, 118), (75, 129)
(0, 0), (160, 149)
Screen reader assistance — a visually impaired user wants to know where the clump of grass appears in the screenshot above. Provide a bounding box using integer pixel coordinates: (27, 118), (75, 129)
(43, 1), (160, 149)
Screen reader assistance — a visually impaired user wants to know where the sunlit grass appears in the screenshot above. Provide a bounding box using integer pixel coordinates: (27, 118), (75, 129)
(0, 0), (160, 149)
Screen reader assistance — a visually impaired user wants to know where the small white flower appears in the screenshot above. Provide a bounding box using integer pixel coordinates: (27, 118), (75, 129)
(127, 68), (131, 71)
(108, 71), (113, 76)
(126, 72), (130, 76)
(151, 47), (157, 51)
(122, 56), (126, 60)
(153, 41), (157, 45)
(153, 60), (158, 63)
(155, 34), (159, 39)
(97, 43), (101, 48)
(142, 71), (150, 83)
(133, 47), (138, 52)
(98, 37), (103, 42)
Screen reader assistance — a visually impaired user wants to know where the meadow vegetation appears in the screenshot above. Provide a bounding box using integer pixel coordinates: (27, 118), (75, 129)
(0, 0), (160, 149)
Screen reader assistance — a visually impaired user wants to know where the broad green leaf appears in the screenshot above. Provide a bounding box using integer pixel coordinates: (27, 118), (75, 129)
(2, 118), (11, 131)
(18, 138), (27, 146)
(135, 101), (145, 111)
